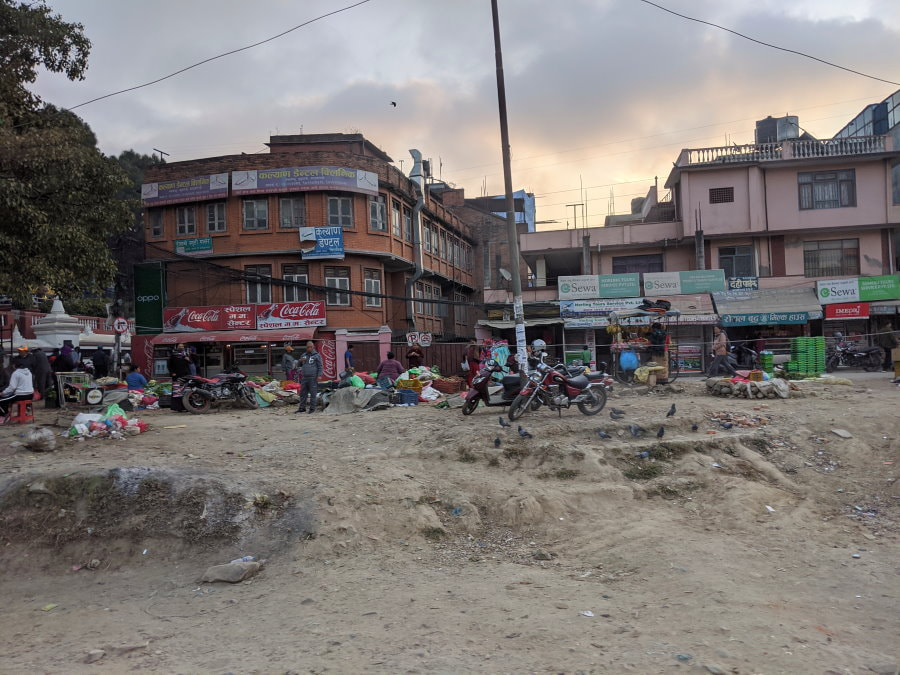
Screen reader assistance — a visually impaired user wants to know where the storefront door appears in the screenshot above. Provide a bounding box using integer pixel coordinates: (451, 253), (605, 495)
(231, 344), (270, 376)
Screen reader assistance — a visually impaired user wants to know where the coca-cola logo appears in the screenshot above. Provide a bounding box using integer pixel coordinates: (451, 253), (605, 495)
(273, 302), (322, 319)
(187, 309), (220, 323)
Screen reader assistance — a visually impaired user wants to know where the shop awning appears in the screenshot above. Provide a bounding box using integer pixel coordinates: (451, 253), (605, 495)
(477, 318), (563, 330)
(150, 327), (317, 345)
(712, 287), (823, 327)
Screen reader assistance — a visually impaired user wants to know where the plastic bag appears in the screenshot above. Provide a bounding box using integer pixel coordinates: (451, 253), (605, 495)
(619, 350), (639, 371)
(349, 375), (365, 388)
(460, 360), (470, 372)
(73, 413), (103, 426)
(102, 403), (126, 419)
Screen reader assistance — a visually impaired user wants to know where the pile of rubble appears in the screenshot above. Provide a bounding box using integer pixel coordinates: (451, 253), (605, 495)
(705, 377), (790, 399)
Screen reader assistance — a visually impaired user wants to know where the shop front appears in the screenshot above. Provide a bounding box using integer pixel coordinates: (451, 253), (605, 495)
(816, 275), (900, 346)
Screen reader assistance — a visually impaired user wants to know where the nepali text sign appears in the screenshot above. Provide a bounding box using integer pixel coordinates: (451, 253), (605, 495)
(824, 302), (869, 320)
(255, 302), (326, 330)
(231, 166), (379, 197)
(300, 226), (345, 260)
(643, 269), (726, 294)
(141, 173), (228, 206)
(174, 237), (213, 256)
(817, 275), (900, 304)
(727, 276), (759, 290)
(721, 312), (812, 327)
(163, 305), (256, 332)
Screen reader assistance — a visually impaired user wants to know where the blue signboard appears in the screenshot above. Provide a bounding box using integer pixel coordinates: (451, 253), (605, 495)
(721, 312), (812, 327)
(300, 226), (345, 260)
(232, 166), (379, 197)
(141, 173), (228, 206)
(727, 276), (759, 291)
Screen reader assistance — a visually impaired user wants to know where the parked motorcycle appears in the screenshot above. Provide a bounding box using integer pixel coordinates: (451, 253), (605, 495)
(461, 359), (525, 415)
(508, 357), (608, 421)
(727, 342), (760, 370)
(826, 342), (883, 373)
(181, 366), (259, 414)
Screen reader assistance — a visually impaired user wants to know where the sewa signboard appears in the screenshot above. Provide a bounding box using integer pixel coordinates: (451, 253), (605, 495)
(558, 274), (641, 299)
(817, 275), (900, 305)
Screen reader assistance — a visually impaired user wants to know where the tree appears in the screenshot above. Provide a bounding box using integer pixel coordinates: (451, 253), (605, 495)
(0, 1), (133, 306)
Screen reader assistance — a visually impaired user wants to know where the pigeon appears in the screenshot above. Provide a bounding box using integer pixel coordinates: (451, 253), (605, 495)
(595, 429), (611, 439)
(390, 101), (397, 107)
(691, 423), (699, 432)
(499, 417), (510, 428)
(636, 451), (650, 459)
(611, 407), (626, 415)
(656, 426), (665, 439)
(517, 426), (533, 439)
(628, 424), (645, 438)
(666, 404), (676, 417)
(610, 411), (625, 420)
(721, 422), (733, 430)
(494, 437), (501, 448)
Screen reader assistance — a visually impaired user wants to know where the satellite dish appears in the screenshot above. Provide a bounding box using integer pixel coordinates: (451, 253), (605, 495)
(499, 268), (512, 281)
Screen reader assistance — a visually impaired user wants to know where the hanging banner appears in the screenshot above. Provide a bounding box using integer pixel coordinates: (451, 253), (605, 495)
(824, 302), (869, 320)
(817, 275), (900, 304)
(141, 173), (228, 206)
(133, 262), (165, 335)
(643, 270), (726, 294)
(255, 302), (326, 329)
(300, 226), (345, 260)
(231, 166), (379, 197)
(163, 305), (256, 332)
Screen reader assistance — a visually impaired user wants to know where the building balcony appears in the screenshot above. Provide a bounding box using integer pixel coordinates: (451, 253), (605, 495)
(677, 135), (892, 167)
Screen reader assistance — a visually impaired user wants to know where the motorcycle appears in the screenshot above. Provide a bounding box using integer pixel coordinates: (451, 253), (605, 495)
(461, 359), (526, 415)
(181, 366), (259, 414)
(727, 342), (760, 370)
(508, 356), (608, 421)
(826, 342), (883, 373)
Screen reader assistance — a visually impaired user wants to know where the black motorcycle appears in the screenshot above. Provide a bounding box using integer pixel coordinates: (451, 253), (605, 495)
(727, 342), (760, 370)
(826, 342), (883, 373)
(181, 367), (259, 414)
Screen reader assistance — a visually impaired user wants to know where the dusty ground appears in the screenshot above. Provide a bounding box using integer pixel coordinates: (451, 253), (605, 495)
(0, 373), (897, 674)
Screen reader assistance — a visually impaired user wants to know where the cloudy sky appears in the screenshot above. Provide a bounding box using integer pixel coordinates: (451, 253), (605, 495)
(33, 0), (900, 228)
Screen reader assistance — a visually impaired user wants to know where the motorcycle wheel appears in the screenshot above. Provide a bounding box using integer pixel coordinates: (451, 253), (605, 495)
(239, 386), (259, 409)
(825, 355), (840, 373)
(183, 391), (212, 414)
(461, 396), (479, 415)
(508, 390), (537, 421)
(863, 351), (882, 372)
(577, 387), (607, 416)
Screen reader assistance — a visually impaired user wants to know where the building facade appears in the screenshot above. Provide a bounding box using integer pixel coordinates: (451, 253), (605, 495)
(134, 133), (478, 378)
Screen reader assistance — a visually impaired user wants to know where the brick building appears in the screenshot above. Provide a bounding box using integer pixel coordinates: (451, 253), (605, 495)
(133, 133), (478, 378)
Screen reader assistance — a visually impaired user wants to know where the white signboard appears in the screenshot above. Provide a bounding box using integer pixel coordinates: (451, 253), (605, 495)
(558, 275), (601, 300)
(642, 272), (681, 294)
(816, 277), (859, 305)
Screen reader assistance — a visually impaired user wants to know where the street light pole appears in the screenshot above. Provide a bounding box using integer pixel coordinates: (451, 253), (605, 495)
(491, 0), (527, 369)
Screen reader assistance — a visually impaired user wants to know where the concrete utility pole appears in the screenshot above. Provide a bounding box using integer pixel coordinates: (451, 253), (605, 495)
(491, 0), (527, 368)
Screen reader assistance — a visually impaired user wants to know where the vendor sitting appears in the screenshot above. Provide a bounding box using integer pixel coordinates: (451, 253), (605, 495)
(0, 357), (34, 421)
(125, 364), (148, 390)
(376, 351), (404, 390)
(648, 322), (668, 360)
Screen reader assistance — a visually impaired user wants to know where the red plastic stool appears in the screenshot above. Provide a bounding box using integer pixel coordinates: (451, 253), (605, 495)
(8, 400), (35, 425)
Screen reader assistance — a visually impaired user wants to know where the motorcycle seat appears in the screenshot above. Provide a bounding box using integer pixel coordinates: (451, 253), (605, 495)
(585, 372), (606, 380)
(861, 346), (882, 354)
(193, 376), (220, 383)
(501, 375), (521, 387)
(568, 375), (589, 390)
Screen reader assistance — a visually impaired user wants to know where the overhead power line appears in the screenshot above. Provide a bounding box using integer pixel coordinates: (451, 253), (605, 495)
(637, 0), (900, 87)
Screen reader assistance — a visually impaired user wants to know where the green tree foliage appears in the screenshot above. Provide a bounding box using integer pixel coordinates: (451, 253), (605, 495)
(0, 1), (133, 306)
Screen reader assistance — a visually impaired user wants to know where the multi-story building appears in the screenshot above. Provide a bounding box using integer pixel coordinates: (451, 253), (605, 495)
(132, 133), (477, 378)
(501, 98), (900, 372)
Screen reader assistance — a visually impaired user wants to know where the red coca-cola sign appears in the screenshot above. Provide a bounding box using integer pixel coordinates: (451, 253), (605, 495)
(256, 301), (326, 329)
(163, 305), (256, 332)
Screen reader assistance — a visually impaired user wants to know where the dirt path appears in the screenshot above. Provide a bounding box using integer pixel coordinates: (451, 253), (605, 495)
(0, 374), (897, 674)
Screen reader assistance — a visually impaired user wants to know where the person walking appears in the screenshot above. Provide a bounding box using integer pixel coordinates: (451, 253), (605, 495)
(91, 347), (110, 379)
(31, 347), (52, 398)
(876, 321), (898, 372)
(295, 341), (323, 414)
(281, 345), (298, 381)
(344, 344), (354, 372)
(705, 325), (738, 379)
(464, 338), (480, 387)
(406, 341), (424, 369)
(1, 358), (34, 421)
(376, 351), (404, 389)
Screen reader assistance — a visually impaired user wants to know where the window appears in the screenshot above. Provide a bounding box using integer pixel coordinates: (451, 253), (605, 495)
(466, 245), (473, 271)
(392, 201), (401, 237)
(282, 263), (308, 302)
(439, 231), (446, 260)
(176, 206), (196, 236)
(149, 209), (163, 238)
(423, 222), (432, 253)
(424, 284), (434, 315)
(798, 169), (856, 210)
(246, 265), (272, 303)
(243, 198), (268, 230)
(803, 239), (859, 277)
(325, 266), (350, 306)
(719, 245), (755, 277)
(206, 202), (226, 233)
(709, 187), (734, 204)
(280, 196), (306, 229)
(414, 282), (424, 314)
(612, 254), (663, 274)
(369, 195), (387, 232)
(328, 195), (354, 229)
(364, 269), (382, 307)
(892, 163), (900, 205)
(404, 208), (413, 242)
(454, 291), (467, 325)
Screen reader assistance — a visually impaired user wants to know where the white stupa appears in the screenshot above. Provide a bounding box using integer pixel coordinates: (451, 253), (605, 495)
(31, 298), (82, 349)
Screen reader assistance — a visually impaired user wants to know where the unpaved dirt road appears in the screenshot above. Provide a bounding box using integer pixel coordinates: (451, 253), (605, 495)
(0, 374), (897, 674)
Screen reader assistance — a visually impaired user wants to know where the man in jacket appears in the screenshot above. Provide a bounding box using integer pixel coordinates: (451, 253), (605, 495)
(281, 345), (297, 381)
(1, 357), (34, 418)
(296, 341), (323, 414)
(464, 338), (480, 386)
(876, 321), (898, 371)
(406, 341), (424, 369)
(92, 347), (110, 379)
(705, 325), (738, 378)
(31, 347), (52, 398)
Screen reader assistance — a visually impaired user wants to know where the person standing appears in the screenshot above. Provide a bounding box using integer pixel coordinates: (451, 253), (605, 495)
(344, 344), (354, 372)
(406, 341), (424, 369)
(281, 345), (297, 381)
(876, 321), (898, 372)
(31, 347), (52, 398)
(91, 347), (109, 379)
(168, 343), (192, 412)
(376, 351), (404, 389)
(0, 358), (34, 420)
(295, 341), (323, 414)
(464, 338), (480, 386)
(706, 325), (737, 378)
(54, 345), (75, 373)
